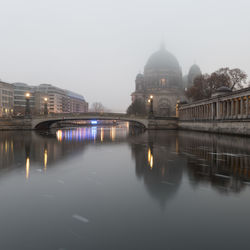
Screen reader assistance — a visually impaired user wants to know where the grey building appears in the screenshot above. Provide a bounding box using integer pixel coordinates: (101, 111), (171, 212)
(12, 83), (35, 115)
(0, 81), (14, 117)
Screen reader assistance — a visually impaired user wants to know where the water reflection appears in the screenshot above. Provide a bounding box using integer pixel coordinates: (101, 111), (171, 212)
(56, 125), (128, 142)
(0, 125), (132, 179)
(178, 131), (250, 193)
(130, 131), (184, 207)
(1, 126), (250, 195)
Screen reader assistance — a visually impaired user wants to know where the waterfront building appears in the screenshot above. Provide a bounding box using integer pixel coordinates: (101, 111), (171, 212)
(0, 81), (14, 117)
(65, 90), (88, 113)
(35, 84), (88, 114)
(13, 83), (35, 115)
(131, 45), (186, 116)
(11, 83), (88, 115)
(35, 84), (66, 114)
(34, 91), (49, 115)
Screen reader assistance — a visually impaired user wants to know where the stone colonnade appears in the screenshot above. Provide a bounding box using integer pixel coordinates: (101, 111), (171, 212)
(179, 89), (250, 120)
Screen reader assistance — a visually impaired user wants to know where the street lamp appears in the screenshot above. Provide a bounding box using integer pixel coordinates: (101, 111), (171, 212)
(44, 97), (48, 115)
(176, 100), (180, 118)
(148, 95), (154, 117)
(25, 92), (31, 117)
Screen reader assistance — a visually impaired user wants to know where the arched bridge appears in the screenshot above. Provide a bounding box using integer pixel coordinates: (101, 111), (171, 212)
(31, 112), (178, 130)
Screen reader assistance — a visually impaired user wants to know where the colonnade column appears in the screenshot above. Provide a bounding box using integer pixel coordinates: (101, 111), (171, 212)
(246, 96), (249, 118)
(227, 101), (230, 118)
(235, 99), (239, 118)
(231, 99), (234, 118)
(216, 101), (219, 119)
(240, 97), (244, 118)
(223, 101), (227, 118)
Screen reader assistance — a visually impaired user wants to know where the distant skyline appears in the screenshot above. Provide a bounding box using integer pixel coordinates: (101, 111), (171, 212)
(0, 0), (249, 111)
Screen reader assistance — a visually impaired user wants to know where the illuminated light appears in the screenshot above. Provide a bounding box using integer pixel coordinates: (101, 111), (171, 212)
(91, 120), (98, 125)
(101, 127), (104, 142)
(150, 95), (153, 99)
(56, 130), (63, 141)
(25, 92), (30, 98)
(148, 148), (151, 162)
(91, 126), (97, 140)
(44, 149), (48, 170)
(26, 157), (30, 179)
(148, 99), (151, 103)
(111, 127), (116, 141)
(150, 155), (153, 169)
(44, 97), (48, 102)
(147, 147), (154, 169)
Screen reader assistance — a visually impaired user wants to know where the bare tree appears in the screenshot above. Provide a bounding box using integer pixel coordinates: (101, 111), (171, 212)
(186, 67), (248, 101)
(127, 99), (146, 115)
(90, 102), (106, 112)
(215, 68), (247, 89)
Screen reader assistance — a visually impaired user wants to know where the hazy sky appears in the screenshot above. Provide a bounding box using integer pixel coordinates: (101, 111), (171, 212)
(0, 0), (249, 111)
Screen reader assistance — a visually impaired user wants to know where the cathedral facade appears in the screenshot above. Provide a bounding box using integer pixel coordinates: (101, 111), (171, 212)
(131, 46), (201, 116)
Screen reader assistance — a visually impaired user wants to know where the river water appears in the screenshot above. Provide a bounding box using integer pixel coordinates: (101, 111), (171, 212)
(0, 124), (250, 250)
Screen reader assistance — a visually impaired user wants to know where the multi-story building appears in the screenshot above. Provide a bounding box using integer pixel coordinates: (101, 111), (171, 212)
(0, 81), (14, 117)
(35, 84), (88, 114)
(66, 91), (88, 113)
(13, 83), (35, 115)
(34, 91), (49, 115)
(11, 82), (88, 115)
(36, 84), (66, 114)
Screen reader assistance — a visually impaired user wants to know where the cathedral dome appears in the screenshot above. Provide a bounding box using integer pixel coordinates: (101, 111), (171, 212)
(144, 47), (181, 73)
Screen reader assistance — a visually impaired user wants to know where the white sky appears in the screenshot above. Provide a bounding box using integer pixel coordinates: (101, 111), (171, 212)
(0, 0), (249, 111)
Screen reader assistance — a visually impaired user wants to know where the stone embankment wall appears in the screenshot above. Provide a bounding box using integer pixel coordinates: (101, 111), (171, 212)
(0, 119), (32, 130)
(148, 117), (178, 130)
(179, 120), (250, 136)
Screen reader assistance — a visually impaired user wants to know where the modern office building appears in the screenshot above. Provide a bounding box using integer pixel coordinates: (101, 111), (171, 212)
(10, 82), (88, 116)
(0, 81), (14, 117)
(12, 83), (35, 115)
(65, 90), (88, 113)
(35, 84), (88, 114)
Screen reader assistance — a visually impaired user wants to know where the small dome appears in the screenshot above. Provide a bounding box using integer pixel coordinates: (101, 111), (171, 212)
(188, 64), (202, 76)
(136, 73), (144, 80)
(216, 86), (232, 93)
(187, 64), (202, 87)
(212, 86), (232, 97)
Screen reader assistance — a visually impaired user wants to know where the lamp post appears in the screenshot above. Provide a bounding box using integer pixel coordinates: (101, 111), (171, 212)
(148, 95), (154, 118)
(25, 92), (31, 118)
(44, 97), (48, 115)
(176, 100), (180, 118)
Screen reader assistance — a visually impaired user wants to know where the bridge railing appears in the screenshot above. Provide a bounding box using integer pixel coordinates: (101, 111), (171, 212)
(31, 112), (148, 119)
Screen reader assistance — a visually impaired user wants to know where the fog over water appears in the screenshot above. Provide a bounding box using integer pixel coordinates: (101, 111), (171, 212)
(1, 126), (250, 249)
(0, 0), (249, 110)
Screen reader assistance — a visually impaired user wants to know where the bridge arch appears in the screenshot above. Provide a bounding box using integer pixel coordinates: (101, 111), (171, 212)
(32, 113), (149, 130)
